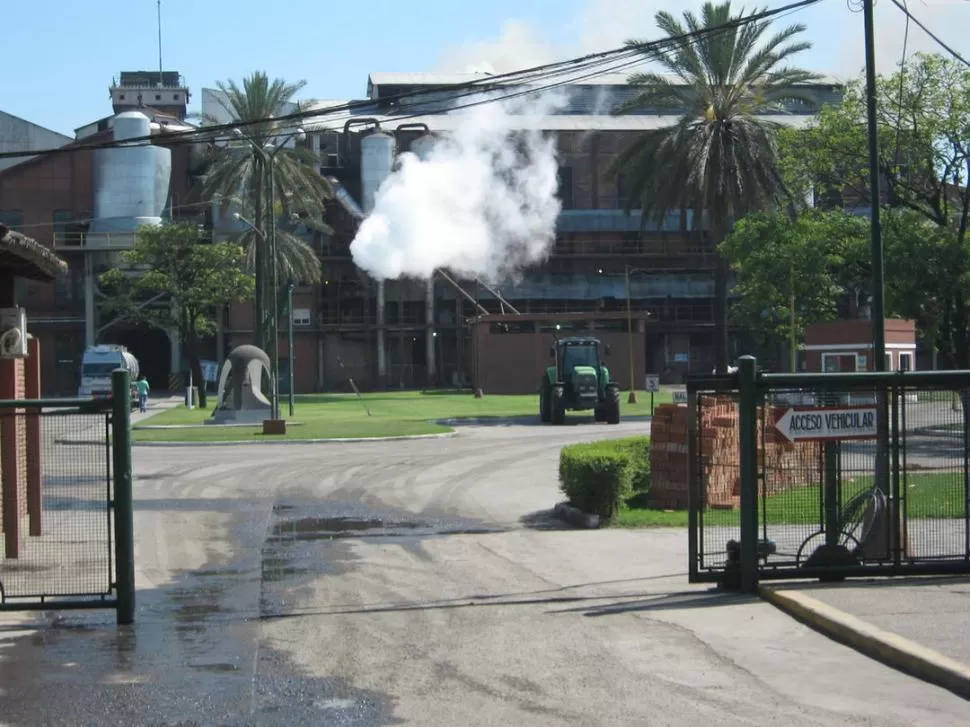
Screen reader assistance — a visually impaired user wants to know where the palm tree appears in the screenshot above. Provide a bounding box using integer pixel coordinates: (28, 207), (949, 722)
(609, 1), (820, 372)
(200, 71), (332, 349)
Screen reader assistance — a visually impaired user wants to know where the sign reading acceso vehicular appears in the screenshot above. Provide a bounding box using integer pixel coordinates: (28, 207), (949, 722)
(774, 406), (878, 443)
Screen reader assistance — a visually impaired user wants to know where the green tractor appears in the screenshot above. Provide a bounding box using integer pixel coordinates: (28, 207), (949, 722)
(539, 337), (621, 425)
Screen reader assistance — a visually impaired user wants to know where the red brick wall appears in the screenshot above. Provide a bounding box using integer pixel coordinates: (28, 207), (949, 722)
(473, 323), (647, 395)
(649, 400), (821, 510)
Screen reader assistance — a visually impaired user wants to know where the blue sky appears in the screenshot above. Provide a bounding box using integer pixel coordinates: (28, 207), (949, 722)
(4, 0), (968, 136)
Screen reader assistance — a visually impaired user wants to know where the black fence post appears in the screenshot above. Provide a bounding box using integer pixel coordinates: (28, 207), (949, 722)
(111, 369), (136, 625)
(738, 355), (760, 593)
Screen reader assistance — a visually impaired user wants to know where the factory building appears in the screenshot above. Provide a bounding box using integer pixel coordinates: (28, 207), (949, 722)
(0, 71), (199, 393)
(1, 69), (842, 395)
(217, 72), (843, 391)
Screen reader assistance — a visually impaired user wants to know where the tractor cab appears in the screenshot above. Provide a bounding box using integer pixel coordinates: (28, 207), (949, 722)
(540, 337), (621, 425)
(552, 338), (607, 398)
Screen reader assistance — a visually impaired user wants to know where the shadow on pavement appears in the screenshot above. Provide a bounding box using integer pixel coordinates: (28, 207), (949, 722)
(555, 589), (757, 617)
(519, 509), (577, 531)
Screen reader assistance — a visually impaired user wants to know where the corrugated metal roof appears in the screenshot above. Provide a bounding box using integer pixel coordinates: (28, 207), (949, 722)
(302, 111), (815, 133)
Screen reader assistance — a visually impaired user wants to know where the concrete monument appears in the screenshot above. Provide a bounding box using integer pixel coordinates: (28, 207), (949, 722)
(208, 345), (272, 424)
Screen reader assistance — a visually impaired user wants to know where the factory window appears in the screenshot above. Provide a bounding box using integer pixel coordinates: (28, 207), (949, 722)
(557, 166), (574, 210)
(173, 94), (180, 101)
(155, 94), (161, 100)
(0, 209), (24, 230)
(616, 170), (634, 210)
(118, 94), (126, 100)
(52, 210), (75, 245)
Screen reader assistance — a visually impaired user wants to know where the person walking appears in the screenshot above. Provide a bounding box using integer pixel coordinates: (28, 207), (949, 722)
(135, 375), (150, 413)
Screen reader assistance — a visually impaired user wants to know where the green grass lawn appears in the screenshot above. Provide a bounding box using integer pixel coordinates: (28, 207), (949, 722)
(613, 471), (968, 528)
(135, 389), (670, 442)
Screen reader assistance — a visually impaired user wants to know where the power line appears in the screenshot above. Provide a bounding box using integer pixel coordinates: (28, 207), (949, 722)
(0, 0), (823, 161)
(886, 0), (970, 69)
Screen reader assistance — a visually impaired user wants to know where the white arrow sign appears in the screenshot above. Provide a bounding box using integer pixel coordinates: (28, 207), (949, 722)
(775, 407), (878, 443)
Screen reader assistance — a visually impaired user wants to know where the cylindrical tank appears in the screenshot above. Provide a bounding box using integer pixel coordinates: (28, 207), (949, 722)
(409, 133), (436, 162)
(360, 131), (396, 214)
(88, 111), (172, 235)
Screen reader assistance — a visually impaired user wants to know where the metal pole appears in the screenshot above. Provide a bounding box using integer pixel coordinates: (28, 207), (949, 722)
(737, 355), (759, 593)
(268, 156), (280, 420)
(111, 369), (135, 625)
(863, 0), (892, 559)
(626, 265), (638, 404)
(288, 281), (295, 417)
(864, 0), (886, 371)
(252, 152), (265, 352)
(789, 264), (797, 373)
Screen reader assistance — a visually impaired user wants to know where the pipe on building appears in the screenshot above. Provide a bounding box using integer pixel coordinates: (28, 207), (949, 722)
(341, 117), (382, 165)
(425, 277), (436, 385)
(326, 177), (365, 222)
(395, 123), (430, 133)
(434, 269), (490, 316)
(376, 280), (386, 382)
(474, 279), (520, 315)
(84, 255), (95, 348)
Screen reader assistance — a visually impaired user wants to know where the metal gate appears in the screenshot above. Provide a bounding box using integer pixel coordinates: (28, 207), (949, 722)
(688, 357), (970, 591)
(0, 370), (135, 623)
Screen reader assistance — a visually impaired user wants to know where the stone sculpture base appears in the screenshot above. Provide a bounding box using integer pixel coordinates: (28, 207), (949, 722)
(206, 409), (271, 425)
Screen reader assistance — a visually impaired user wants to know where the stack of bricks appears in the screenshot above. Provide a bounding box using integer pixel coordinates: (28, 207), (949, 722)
(648, 404), (690, 509)
(0, 356), (28, 536)
(649, 397), (821, 511)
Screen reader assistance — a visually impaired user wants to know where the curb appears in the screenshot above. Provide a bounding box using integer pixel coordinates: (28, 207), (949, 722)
(435, 416), (537, 426)
(759, 586), (970, 700)
(553, 502), (600, 529)
(55, 431), (460, 447)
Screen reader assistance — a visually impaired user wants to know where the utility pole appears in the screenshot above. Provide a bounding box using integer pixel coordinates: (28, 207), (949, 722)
(625, 265), (638, 404)
(863, 0), (891, 560)
(864, 0), (886, 371)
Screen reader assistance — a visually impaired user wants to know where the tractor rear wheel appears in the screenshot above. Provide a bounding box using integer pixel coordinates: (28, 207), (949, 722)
(552, 386), (567, 425)
(539, 383), (552, 423)
(605, 385), (621, 425)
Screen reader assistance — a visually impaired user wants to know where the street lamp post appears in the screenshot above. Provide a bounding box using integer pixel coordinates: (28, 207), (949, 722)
(625, 265), (637, 404)
(287, 280), (295, 417)
(232, 126), (305, 421)
(622, 264), (652, 405)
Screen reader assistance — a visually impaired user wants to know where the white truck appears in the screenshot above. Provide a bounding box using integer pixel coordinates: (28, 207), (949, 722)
(78, 344), (140, 406)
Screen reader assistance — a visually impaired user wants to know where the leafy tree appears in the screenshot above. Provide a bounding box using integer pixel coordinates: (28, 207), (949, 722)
(721, 209), (871, 349)
(200, 71), (333, 348)
(781, 52), (970, 366)
(609, 1), (821, 372)
(99, 223), (254, 408)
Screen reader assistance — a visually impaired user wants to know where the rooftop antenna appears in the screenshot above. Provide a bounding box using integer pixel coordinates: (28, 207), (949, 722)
(156, 0), (163, 84)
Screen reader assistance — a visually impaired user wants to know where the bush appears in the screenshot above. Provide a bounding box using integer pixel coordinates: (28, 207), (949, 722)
(558, 436), (651, 520)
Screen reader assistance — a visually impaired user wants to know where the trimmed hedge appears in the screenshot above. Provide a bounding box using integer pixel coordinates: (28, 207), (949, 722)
(558, 436), (651, 520)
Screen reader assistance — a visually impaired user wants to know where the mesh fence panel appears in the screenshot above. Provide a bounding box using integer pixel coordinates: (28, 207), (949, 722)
(759, 387), (881, 568)
(695, 393), (742, 574)
(896, 385), (970, 562)
(0, 408), (112, 600)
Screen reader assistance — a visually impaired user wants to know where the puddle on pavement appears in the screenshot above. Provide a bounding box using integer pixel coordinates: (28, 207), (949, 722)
(269, 516), (425, 542)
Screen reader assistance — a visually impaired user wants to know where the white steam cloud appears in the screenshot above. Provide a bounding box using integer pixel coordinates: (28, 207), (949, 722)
(349, 92), (566, 282)
(434, 0), (970, 81)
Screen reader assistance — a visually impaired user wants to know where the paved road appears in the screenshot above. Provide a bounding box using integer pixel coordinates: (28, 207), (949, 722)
(0, 419), (968, 725)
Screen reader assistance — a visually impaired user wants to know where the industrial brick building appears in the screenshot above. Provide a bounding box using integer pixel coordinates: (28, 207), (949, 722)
(0, 69), (843, 395)
(216, 72), (842, 392)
